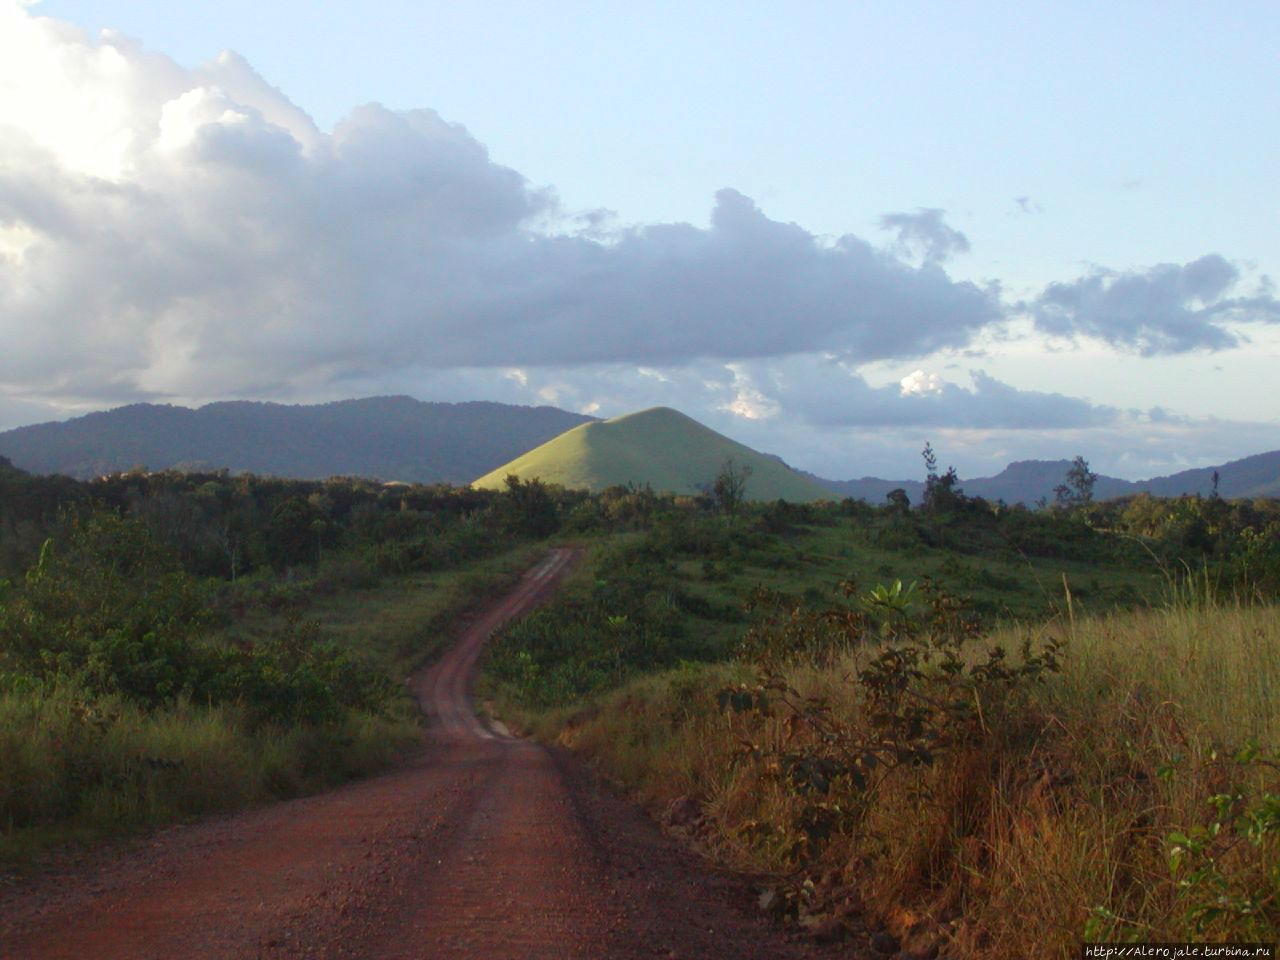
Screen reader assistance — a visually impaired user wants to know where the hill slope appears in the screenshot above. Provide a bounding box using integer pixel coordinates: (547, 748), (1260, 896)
(473, 407), (830, 502)
(0, 397), (595, 483)
(0, 455), (25, 479)
(1140, 450), (1280, 499)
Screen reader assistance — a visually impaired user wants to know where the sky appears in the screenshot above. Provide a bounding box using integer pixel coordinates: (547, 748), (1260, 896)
(1, 0), (1277, 480)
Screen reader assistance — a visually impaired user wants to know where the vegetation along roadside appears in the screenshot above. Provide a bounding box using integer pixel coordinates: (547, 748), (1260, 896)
(4, 446), (1278, 957)
(0, 463), (561, 865)
(480, 457), (1280, 958)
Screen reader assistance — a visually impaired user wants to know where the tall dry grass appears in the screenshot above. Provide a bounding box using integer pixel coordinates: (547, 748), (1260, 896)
(553, 601), (1280, 957)
(0, 682), (419, 863)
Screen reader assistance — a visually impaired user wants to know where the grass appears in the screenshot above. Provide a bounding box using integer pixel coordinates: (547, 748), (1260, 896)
(512, 594), (1280, 956)
(214, 541), (548, 679)
(1049, 600), (1280, 745)
(670, 512), (1160, 624)
(0, 683), (419, 867)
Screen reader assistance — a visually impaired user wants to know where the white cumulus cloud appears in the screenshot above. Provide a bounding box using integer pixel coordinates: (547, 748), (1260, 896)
(0, 4), (1001, 415)
(899, 369), (944, 396)
(2, 3), (1276, 483)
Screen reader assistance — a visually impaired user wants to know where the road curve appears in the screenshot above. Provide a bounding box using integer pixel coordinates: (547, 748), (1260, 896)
(1, 548), (832, 960)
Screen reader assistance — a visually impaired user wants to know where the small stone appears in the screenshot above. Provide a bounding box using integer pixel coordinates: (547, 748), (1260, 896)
(757, 888), (780, 913)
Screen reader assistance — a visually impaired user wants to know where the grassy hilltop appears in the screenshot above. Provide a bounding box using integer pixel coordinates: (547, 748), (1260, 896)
(473, 406), (830, 501)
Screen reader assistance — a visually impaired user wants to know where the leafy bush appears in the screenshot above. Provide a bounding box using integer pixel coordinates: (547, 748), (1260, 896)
(1162, 742), (1280, 940)
(0, 511), (395, 725)
(486, 572), (725, 708)
(721, 582), (1063, 861)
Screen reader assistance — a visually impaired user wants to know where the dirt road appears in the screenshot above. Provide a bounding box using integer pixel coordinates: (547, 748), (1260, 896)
(0, 549), (841, 959)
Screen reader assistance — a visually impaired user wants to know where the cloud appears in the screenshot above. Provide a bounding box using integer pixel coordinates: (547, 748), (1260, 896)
(2, 4), (1274, 488)
(783, 362), (1118, 430)
(400, 357), (1118, 437)
(720, 363), (780, 420)
(877, 208), (971, 264)
(899, 369), (944, 396)
(0, 7), (1001, 413)
(0, 391), (65, 431)
(1028, 255), (1280, 354)
(716, 402), (1280, 484)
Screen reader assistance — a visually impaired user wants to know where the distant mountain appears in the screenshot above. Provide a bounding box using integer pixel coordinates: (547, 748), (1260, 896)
(811, 450), (1280, 505)
(800, 472), (927, 504)
(473, 406), (830, 502)
(0, 397), (596, 483)
(1139, 450), (1280, 499)
(6, 395), (1274, 502)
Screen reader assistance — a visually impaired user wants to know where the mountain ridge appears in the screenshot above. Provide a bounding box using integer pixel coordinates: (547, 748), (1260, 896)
(811, 450), (1280, 505)
(1, 397), (1274, 503)
(0, 397), (596, 484)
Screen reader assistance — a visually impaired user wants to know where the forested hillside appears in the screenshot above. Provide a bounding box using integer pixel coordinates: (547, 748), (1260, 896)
(0, 397), (595, 482)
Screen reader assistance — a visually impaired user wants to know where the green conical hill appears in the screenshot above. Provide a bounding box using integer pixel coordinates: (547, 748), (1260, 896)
(473, 407), (829, 502)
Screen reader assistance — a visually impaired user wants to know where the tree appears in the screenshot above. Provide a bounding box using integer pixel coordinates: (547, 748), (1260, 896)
(1, 511), (208, 704)
(712, 458), (752, 520)
(502, 474), (560, 537)
(211, 517), (242, 582)
(267, 497), (320, 569)
(1053, 455), (1097, 507)
(921, 442), (962, 513)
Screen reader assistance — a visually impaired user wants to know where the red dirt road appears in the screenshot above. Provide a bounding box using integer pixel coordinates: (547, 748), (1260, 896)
(1, 549), (842, 960)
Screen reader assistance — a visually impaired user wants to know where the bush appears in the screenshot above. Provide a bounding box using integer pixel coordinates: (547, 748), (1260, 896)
(0, 511), (396, 724)
(485, 571), (724, 708)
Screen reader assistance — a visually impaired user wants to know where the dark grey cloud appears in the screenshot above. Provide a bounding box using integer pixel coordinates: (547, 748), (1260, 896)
(877, 208), (971, 264)
(1029, 255), (1280, 354)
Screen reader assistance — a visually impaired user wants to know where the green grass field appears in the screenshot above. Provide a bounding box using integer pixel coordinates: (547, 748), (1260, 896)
(5, 461), (1275, 952)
